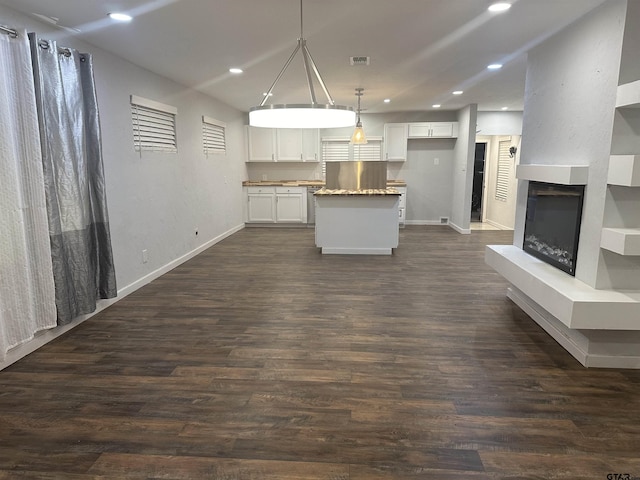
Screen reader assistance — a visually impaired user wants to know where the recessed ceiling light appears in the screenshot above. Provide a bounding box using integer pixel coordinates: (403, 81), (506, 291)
(432, 104), (441, 108)
(487, 64), (503, 70)
(452, 91), (463, 95)
(108, 13), (132, 22)
(488, 2), (511, 12)
(229, 68), (243, 74)
(501, 107), (509, 110)
(383, 98), (391, 103)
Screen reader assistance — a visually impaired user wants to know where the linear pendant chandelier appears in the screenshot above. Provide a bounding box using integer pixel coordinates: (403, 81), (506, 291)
(249, 0), (355, 129)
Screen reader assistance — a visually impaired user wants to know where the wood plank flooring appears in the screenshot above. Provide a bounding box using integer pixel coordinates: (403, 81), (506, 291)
(2, 226), (640, 479)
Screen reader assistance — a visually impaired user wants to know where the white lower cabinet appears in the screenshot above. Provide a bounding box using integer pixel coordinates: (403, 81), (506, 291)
(245, 186), (307, 223)
(246, 186), (276, 222)
(276, 187), (307, 223)
(396, 186), (407, 226)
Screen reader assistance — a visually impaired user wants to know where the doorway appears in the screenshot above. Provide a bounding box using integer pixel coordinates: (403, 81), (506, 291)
(471, 142), (486, 222)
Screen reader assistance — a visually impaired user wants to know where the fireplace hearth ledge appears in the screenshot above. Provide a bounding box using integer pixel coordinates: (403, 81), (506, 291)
(486, 245), (640, 368)
(486, 245), (640, 330)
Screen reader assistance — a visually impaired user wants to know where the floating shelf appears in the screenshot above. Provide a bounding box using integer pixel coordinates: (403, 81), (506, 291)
(601, 228), (640, 256)
(608, 155), (640, 186)
(616, 80), (640, 109)
(516, 164), (589, 185)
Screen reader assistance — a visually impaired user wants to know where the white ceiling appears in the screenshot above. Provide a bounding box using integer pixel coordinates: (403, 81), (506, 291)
(1, 0), (608, 114)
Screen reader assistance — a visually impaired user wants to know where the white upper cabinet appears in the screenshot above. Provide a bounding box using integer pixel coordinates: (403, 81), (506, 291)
(247, 127), (320, 162)
(247, 126), (276, 161)
(407, 122), (458, 138)
(383, 123), (408, 162)
(276, 128), (304, 161)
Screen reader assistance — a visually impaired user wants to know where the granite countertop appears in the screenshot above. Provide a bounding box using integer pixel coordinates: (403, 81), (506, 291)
(243, 180), (407, 187)
(314, 187), (401, 196)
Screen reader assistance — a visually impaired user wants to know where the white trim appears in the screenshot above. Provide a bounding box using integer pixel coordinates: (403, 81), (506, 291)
(516, 164), (589, 185)
(507, 287), (588, 366)
(1, 223), (244, 371)
(448, 222), (471, 234)
(507, 286), (640, 369)
(321, 247), (392, 255)
(485, 219), (512, 230)
(404, 220), (448, 226)
(130, 94), (178, 115)
(202, 115), (226, 128)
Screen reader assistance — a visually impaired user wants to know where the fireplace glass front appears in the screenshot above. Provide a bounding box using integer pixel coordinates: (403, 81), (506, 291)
(523, 181), (585, 276)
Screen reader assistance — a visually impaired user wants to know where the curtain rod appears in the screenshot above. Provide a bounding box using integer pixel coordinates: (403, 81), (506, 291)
(1, 25), (18, 37)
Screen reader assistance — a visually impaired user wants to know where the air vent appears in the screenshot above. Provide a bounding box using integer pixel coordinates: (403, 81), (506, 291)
(350, 56), (370, 66)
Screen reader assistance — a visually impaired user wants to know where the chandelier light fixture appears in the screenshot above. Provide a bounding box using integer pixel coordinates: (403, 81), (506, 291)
(249, 0), (356, 129)
(350, 88), (367, 144)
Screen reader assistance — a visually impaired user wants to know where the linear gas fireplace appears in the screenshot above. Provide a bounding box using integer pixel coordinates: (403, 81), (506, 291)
(523, 181), (585, 276)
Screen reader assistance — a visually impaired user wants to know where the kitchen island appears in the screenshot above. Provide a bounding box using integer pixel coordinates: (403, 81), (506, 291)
(314, 188), (401, 255)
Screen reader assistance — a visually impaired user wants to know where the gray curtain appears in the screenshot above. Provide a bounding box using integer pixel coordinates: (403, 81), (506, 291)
(29, 34), (117, 325)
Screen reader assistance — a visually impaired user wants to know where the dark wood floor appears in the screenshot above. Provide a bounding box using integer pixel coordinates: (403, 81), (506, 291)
(2, 226), (640, 479)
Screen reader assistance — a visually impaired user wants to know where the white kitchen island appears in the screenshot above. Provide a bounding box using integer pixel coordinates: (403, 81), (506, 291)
(314, 188), (400, 255)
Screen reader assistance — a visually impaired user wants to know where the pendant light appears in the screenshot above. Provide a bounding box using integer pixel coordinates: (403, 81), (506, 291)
(350, 88), (367, 144)
(249, 0), (356, 129)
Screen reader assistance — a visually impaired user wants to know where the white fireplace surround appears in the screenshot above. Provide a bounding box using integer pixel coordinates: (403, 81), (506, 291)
(487, 164), (640, 369)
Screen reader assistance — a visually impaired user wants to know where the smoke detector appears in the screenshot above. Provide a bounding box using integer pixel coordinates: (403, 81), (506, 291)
(350, 56), (371, 66)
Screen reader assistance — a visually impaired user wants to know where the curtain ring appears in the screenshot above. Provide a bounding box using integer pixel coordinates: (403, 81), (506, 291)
(58, 47), (72, 58)
(38, 39), (49, 50)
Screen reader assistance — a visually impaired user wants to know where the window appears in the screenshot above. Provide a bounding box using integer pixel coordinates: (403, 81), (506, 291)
(321, 137), (383, 176)
(321, 138), (349, 176)
(495, 139), (512, 202)
(202, 116), (226, 155)
(353, 138), (382, 161)
(130, 95), (177, 153)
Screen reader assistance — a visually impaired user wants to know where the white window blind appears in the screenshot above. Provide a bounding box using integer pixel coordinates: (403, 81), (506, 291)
(202, 116), (226, 155)
(321, 138), (349, 176)
(321, 137), (383, 176)
(353, 139), (382, 161)
(495, 139), (511, 202)
(130, 95), (177, 153)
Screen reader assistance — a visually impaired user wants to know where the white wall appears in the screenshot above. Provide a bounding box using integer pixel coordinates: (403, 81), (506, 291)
(514, 0), (626, 289)
(0, 5), (247, 368)
(477, 111), (523, 136)
(449, 104), (478, 233)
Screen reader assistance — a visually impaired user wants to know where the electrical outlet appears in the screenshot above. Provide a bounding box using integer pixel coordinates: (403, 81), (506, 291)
(262, 174), (267, 181)
(142, 249), (148, 263)
(434, 157), (439, 165)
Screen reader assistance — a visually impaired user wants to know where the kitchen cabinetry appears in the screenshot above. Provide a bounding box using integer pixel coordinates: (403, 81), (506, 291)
(275, 187), (307, 223)
(407, 122), (458, 138)
(396, 186), (407, 226)
(246, 186), (276, 222)
(383, 123), (408, 162)
(245, 186), (307, 223)
(246, 126), (319, 162)
(247, 127), (276, 162)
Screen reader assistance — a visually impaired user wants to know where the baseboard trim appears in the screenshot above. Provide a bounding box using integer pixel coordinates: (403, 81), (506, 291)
(448, 222), (471, 235)
(404, 220), (448, 226)
(485, 219), (512, 230)
(507, 287), (588, 367)
(118, 223), (244, 298)
(1, 223), (244, 371)
(507, 286), (640, 369)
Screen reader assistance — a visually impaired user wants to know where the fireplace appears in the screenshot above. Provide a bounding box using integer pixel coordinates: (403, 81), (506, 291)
(523, 181), (585, 276)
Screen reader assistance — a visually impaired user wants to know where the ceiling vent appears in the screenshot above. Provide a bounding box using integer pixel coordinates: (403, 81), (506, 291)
(350, 56), (371, 66)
